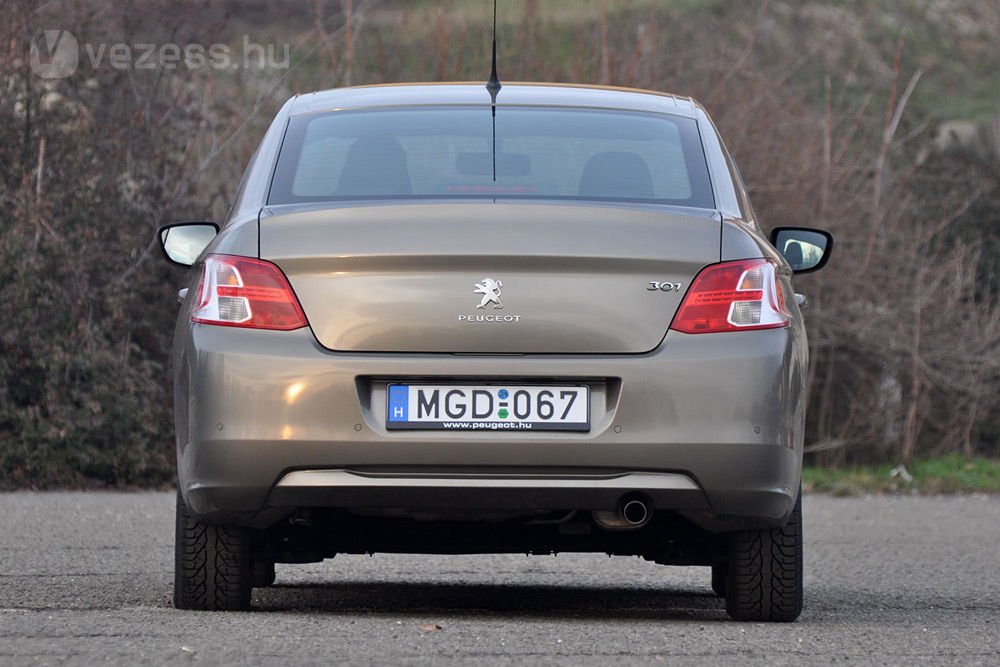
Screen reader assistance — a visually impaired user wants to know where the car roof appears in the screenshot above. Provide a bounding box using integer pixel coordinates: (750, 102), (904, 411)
(288, 82), (701, 118)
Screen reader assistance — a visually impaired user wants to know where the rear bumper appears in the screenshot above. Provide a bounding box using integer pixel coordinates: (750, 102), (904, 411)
(175, 325), (806, 532)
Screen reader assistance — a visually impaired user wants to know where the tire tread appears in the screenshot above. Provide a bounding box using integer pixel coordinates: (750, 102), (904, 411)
(174, 491), (251, 611)
(725, 491), (803, 622)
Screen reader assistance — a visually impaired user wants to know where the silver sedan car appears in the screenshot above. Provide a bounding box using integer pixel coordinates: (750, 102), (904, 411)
(159, 83), (832, 620)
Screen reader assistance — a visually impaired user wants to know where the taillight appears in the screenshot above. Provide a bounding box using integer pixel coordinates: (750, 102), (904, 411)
(191, 254), (307, 330)
(670, 259), (790, 334)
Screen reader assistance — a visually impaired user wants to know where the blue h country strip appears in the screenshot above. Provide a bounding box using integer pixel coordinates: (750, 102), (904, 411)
(388, 385), (409, 422)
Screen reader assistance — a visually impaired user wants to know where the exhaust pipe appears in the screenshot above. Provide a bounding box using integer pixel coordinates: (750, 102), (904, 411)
(592, 494), (653, 531)
(622, 498), (649, 526)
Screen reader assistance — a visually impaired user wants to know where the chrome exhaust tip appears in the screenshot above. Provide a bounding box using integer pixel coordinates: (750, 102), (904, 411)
(592, 493), (653, 530)
(622, 498), (649, 526)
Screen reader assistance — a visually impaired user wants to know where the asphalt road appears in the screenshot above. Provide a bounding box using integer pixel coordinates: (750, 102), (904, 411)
(1, 493), (998, 665)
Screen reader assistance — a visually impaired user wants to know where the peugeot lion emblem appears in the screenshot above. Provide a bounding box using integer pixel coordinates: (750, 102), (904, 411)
(459, 277), (520, 323)
(474, 277), (504, 310)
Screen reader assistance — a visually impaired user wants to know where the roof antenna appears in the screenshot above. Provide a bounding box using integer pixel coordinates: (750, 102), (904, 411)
(486, 0), (502, 105)
(486, 0), (501, 182)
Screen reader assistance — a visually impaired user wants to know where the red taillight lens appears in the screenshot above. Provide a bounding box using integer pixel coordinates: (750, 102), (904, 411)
(670, 259), (790, 334)
(191, 254), (307, 330)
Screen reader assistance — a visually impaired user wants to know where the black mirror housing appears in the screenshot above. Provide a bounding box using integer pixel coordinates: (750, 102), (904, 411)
(157, 222), (220, 267)
(769, 226), (833, 274)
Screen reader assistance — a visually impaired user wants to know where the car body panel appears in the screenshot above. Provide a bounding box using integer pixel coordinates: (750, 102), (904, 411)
(721, 218), (784, 262)
(207, 210), (260, 258)
(694, 108), (745, 221)
(259, 201), (719, 353)
(173, 323), (805, 532)
(227, 96), (296, 218)
(289, 82), (700, 118)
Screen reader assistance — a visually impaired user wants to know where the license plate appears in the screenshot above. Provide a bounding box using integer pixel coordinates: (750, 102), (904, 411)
(386, 384), (590, 431)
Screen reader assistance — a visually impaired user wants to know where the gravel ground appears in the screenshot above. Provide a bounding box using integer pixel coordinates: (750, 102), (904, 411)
(1, 492), (998, 665)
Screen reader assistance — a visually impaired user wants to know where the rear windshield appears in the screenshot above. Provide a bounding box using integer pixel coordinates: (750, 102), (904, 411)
(268, 106), (714, 208)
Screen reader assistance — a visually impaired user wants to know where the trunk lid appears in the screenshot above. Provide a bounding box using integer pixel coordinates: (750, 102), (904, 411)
(259, 202), (720, 354)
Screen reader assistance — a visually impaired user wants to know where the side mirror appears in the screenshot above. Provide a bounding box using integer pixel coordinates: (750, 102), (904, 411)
(157, 222), (219, 267)
(769, 226), (833, 274)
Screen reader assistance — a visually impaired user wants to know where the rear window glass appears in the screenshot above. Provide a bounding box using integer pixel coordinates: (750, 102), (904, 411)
(268, 106), (714, 208)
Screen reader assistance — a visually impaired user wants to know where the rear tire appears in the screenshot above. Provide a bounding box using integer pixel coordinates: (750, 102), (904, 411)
(725, 490), (803, 622)
(174, 491), (252, 611)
